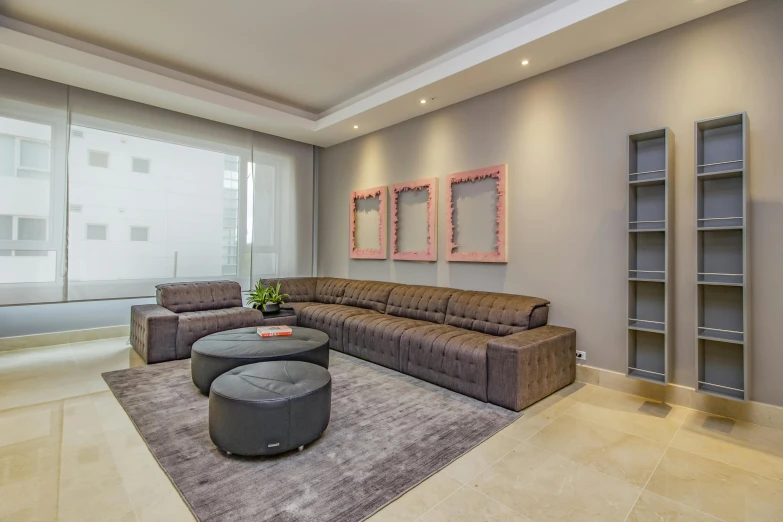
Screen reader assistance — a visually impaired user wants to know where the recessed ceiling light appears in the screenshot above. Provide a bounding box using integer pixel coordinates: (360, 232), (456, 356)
(420, 99), (427, 104)
(521, 59), (530, 66)
(353, 125), (359, 129)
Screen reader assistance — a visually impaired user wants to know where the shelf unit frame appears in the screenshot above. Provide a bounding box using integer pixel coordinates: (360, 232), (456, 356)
(626, 128), (673, 385)
(694, 112), (750, 401)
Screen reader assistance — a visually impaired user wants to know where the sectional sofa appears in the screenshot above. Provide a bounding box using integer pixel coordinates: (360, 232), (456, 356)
(130, 277), (576, 411)
(261, 278), (576, 411)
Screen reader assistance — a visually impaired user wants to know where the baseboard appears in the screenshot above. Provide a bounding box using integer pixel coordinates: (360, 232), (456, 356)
(0, 325), (130, 352)
(576, 363), (783, 432)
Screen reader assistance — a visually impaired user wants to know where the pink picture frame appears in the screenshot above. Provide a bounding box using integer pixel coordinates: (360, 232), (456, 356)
(349, 186), (387, 259)
(390, 178), (438, 261)
(446, 164), (508, 263)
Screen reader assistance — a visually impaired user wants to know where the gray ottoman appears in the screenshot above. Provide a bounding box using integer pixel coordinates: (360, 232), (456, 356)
(208, 361), (331, 456)
(192, 326), (329, 395)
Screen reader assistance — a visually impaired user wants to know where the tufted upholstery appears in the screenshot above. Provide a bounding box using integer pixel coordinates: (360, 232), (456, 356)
(129, 304), (178, 363)
(281, 301), (318, 314)
(175, 307), (265, 359)
(342, 314), (432, 371)
(297, 303), (378, 351)
(386, 285), (456, 324)
(487, 326), (576, 411)
(445, 290), (550, 336)
(342, 280), (398, 313)
(399, 324), (493, 402)
(261, 277), (317, 303)
(315, 278), (351, 304)
(156, 281), (243, 313)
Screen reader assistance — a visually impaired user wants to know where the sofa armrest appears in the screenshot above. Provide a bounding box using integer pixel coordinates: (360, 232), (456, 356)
(130, 304), (179, 364)
(487, 325), (576, 411)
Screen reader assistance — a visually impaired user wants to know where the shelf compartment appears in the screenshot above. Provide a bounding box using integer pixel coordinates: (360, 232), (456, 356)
(630, 183), (665, 227)
(698, 338), (745, 400)
(696, 114), (744, 174)
(697, 229), (743, 279)
(628, 329), (666, 384)
(697, 168), (743, 181)
(629, 280), (665, 325)
(629, 131), (666, 176)
(697, 216), (743, 229)
(629, 231), (664, 275)
(698, 284), (744, 338)
(697, 175), (743, 225)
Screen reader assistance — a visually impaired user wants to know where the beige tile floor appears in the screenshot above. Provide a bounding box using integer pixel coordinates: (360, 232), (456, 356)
(2, 338), (783, 522)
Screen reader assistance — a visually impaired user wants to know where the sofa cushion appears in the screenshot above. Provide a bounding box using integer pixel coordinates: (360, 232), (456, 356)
(261, 277), (316, 303)
(342, 314), (432, 371)
(399, 324), (493, 402)
(315, 278), (351, 304)
(386, 285), (456, 324)
(297, 303), (378, 351)
(156, 281), (243, 313)
(175, 307), (264, 359)
(342, 280), (398, 313)
(445, 290), (550, 336)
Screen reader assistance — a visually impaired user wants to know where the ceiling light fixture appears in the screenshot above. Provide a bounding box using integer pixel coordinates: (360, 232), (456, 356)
(521, 59), (530, 66)
(353, 125), (359, 129)
(420, 99), (427, 104)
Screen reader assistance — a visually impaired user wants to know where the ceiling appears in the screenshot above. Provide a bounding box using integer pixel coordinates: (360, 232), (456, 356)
(0, 0), (558, 113)
(0, 0), (746, 147)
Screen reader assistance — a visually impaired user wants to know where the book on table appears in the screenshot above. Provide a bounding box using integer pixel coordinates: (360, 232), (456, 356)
(257, 325), (293, 338)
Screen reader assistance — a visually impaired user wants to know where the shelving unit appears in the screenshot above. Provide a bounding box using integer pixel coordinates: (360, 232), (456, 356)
(627, 128), (673, 384)
(695, 113), (749, 401)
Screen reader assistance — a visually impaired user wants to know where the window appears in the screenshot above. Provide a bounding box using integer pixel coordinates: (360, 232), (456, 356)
(86, 224), (107, 240)
(17, 217), (47, 241)
(88, 150), (109, 168)
(19, 139), (50, 170)
(130, 226), (148, 242)
(131, 157), (151, 174)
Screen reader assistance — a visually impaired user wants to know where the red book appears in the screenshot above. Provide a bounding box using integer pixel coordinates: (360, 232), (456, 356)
(257, 326), (293, 338)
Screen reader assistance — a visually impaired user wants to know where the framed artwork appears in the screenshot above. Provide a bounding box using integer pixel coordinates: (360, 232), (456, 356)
(349, 185), (387, 259)
(446, 164), (508, 263)
(390, 177), (438, 261)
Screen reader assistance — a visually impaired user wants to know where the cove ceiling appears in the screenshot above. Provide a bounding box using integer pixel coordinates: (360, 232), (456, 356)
(0, 0), (746, 146)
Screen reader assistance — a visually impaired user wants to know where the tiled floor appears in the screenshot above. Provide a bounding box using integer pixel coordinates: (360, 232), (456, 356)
(2, 339), (783, 521)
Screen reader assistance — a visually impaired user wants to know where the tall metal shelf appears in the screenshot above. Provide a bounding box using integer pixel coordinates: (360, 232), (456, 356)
(695, 113), (750, 401)
(627, 128), (673, 384)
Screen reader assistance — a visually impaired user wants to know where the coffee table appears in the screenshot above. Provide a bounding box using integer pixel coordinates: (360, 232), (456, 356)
(191, 326), (329, 395)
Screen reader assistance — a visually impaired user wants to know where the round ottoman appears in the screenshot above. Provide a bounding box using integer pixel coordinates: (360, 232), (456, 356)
(208, 360), (331, 456)
(191, 326), (329, 395)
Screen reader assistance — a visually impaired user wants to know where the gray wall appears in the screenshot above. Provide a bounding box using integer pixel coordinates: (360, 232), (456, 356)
(317, 0), (783, 406)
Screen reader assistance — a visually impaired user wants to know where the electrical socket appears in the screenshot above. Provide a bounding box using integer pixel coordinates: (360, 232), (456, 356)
(575, 350), (586, 361)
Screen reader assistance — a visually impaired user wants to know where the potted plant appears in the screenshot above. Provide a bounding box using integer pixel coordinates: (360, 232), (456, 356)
(246, 281), (289, 313)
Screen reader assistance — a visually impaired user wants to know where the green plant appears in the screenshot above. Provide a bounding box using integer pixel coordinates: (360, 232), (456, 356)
(246, 281), (289, 311)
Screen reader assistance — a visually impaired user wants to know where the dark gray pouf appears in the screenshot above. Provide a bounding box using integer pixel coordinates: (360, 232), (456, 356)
(209, 361), (332, 456)
(191, 326), (329, 395)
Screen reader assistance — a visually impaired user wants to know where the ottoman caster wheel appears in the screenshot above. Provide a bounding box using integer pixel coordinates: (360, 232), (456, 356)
(298, 446), (304, 452)
(226, 451), (232, 455)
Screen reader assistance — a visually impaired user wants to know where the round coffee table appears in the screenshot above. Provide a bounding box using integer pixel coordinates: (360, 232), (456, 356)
(191, 326), (329, 395)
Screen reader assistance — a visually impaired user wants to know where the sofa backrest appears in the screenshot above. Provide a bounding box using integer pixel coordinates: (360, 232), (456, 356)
(386, 285), (456, 324)
(445, 290), (550, 336)
(156, 281), (243, 313)
(315, 277), (351, 304)
(262, 277), (317, 303)
(342, 280), (398, 313)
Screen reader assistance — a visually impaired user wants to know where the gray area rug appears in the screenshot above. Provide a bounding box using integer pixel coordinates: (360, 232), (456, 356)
(103, 351), (522, 522)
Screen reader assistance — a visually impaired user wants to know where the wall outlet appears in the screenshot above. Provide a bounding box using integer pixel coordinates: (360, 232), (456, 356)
(575, 350), (587, 361)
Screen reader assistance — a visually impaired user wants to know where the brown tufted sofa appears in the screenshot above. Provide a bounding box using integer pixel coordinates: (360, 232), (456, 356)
(130, 281), (288, 364)
(260, 277), (576, 411)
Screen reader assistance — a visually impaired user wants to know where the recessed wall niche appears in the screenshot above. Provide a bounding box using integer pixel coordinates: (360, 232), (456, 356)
(350, 186), (387, 259)
(446, 165), (507, 263)
(391, 178), (437, 261)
